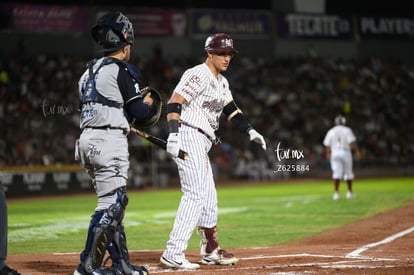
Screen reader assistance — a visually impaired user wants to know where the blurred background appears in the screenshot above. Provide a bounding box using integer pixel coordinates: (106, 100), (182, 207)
(0, 0), (413, 196)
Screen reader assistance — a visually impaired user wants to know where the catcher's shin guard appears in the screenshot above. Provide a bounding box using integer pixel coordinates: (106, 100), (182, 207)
(107, 225), (130, 265)
(108, 224), (144, 274)
(104, 189), (147, 274)
(83, 188), (128, 273)
(84, 223), (114, 273)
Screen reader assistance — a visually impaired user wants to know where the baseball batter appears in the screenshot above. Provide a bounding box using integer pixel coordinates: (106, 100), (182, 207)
(160, 33), (267, 270)
(323, 115), (359, 200)
(74, 11), (154, 275)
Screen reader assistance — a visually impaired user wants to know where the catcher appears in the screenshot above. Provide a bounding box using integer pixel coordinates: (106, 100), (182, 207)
(74, 11), (161, 275)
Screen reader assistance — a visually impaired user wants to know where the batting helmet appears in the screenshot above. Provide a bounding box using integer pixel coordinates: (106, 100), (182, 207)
(334, 115), (346, 125)
(91, 11), (134, 53)
(204, 33), (238, 54)
(131, 86), (163, 129)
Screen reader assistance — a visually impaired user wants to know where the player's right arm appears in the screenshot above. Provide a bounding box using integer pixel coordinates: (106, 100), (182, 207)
(166, 92), (186, 123)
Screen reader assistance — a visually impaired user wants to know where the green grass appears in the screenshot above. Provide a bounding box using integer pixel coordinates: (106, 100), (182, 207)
(6, 177), (414, 254)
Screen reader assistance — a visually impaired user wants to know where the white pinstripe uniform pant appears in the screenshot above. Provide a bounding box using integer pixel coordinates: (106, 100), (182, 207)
(163, 124), (218, 261)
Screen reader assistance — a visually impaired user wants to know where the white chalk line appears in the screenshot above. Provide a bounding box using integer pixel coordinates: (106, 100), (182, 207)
(125, 254), (406, 274)
(346, 225), (414, 258)
(242, 253), (341, 260)
(144, 258), (413, 274)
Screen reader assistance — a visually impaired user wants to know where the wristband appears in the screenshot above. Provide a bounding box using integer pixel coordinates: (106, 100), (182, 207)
(168, 119), (179, 133)
(166, 103), (182, 115)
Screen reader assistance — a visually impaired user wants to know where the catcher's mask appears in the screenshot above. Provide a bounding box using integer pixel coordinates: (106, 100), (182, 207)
(131, 86), (163, 129)
(204, 33), (238, 54)
(91, 11), (134, 53)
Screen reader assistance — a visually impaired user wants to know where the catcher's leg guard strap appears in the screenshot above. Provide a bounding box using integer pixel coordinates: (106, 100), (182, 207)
(199, 226), (219, 254)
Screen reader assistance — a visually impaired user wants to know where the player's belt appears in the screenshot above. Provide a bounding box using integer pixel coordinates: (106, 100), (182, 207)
(82, 126), (128, 135)
(178, 122), (219, 144)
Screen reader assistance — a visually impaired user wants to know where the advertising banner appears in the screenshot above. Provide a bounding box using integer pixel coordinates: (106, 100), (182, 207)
(359, 16), (414, 39)
(0, 169), (93, 198)
(191, 9), (272, 37)
(96, 8), (187, 37)
(1, 4), (88, 32)
(276, 12), (353, 40)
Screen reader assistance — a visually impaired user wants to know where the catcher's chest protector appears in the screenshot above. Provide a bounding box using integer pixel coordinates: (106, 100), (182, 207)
(80, 57), (141, 109)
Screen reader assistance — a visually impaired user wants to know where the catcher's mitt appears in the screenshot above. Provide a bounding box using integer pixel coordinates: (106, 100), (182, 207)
(132, 86), (163, 129)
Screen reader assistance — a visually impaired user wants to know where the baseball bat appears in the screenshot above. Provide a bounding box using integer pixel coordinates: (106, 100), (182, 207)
(130, 127), (189, 160)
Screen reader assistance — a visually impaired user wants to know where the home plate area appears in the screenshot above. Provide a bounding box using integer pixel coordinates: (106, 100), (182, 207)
(8, 200), (414, 275)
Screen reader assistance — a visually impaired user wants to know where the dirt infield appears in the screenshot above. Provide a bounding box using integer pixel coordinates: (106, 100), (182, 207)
(8, 200), (414, 275)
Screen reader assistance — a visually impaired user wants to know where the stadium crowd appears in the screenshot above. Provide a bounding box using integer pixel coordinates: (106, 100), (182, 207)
(1, 47), (413, 182)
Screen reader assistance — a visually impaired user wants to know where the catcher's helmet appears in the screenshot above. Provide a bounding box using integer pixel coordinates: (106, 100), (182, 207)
(91, 11), (134, 53)
(335, 115), (346, 125)
(204, 33), (238, 54)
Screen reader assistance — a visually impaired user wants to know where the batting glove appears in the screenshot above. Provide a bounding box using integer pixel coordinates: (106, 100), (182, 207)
(166, 132), (181, 157)
(248, 129), (267, 151)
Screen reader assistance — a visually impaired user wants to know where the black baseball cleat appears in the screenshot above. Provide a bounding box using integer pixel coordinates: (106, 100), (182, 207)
(0, 265), (21, 275)
(74, 262), (148, 275)
(110, 262), (149, 275)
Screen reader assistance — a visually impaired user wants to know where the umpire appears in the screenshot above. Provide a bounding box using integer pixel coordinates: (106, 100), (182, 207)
(0, 183), (21, 275)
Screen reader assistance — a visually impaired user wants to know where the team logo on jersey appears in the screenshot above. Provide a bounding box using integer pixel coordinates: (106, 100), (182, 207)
(202, 99), (225, 113)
